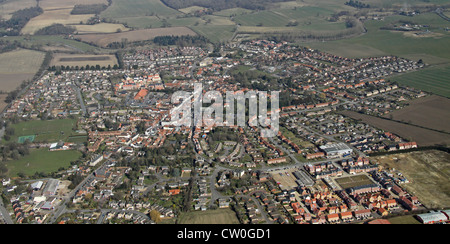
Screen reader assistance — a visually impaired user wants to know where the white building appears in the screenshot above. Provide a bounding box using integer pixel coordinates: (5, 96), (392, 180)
(43, 179), (60, 196)
(89, 154), (104, 167)
(417, 210), (450, 224)
(31, 181), (44, 190)
(2, 178), (11, 186)
(320, 143), (353, 158)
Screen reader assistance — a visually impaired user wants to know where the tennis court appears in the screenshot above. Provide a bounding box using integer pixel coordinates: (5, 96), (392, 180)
(18, 135), (36, 143)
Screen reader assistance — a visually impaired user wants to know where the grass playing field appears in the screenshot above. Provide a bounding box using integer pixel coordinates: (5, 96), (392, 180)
(335, 174), (375, 190)
(6, 118), (77, 144)
(4, 148), (82, 177)
(177, 208), (240, 224)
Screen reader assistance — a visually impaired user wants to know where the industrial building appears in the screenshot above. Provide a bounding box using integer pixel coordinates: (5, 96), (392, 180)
(30, 181), (44, 191)
(417, 210), (450, 224)
(320, 143), (353, 158)
(43, 179), (60, 196)
(293, 170), (314, 187)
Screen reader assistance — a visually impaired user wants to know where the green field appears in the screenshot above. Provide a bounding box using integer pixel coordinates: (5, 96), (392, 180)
(4, 148), (82, 177)
(232, 5), (350, 36)
(178, 208), (240, 224)
(0, 48), (46, 92)
(306, 13), (450, 62)
(67, 135), (88, 144)
(387, 215), (421, 224)
(390, 65), (450, 98)
(101, 0), (181, 25)
(191, 25), (236, 44)
(234, 10), (292, 27)
(1, 35), (103, 53)
(304, 11), (450, 98)
(96, 0), (357, 43)
(335, 174), (375, 190)
(6, 119), (77, 143)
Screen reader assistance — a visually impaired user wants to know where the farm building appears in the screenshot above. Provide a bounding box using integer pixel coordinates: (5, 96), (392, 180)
(417, 210), (450, 224)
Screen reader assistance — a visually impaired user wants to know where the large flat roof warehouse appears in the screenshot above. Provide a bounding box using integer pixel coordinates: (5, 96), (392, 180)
(293, 170), (314, 187)
(43, 179), (60, 196)
(417, 210), (450, 224)
(320, 143), (353, 157)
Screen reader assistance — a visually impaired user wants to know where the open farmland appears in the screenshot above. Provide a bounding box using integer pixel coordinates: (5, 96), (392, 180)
(101, 0), (180, 18)
(179, 6), (207, 14)
(341, 111), (450, 147)
(16, 0), (109, 34)
(373, 150), (450, 209)
(0, 0), (37, 20)
(383, 95), (450, 133)
(390, 65), (450, 98)
(38, 0), (108, 10)
(75, 27), (197, 47)
(21, 8), (94, 35)
(307, 13), (450, 63)
(1, 35), (103, 53)
(50, 53), (118, 68)
(190, 25), (235, 44)
(178, 208), (239, 224)
(0, 48), (45, 92)
(72, 23), (130, 34)
(100, 0), (181, 29)
(0, 94), (8, 112)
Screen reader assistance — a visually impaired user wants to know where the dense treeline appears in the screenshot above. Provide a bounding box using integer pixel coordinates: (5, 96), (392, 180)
(153, 35), (208, 47)
(48, 63), (120, 73)
(70, 4), (108, 15)
(0, 7), (43, 36)
(34, 23), (76, 35)
(0, 39), (20, 54)
(161, 0), (291, 11)
(0, 141), (31, 176)
(208, 127), (239, 143)
(345, 0), (371, 9)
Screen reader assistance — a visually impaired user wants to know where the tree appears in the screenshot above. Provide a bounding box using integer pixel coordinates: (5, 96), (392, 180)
(149, 210), (161, 223)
